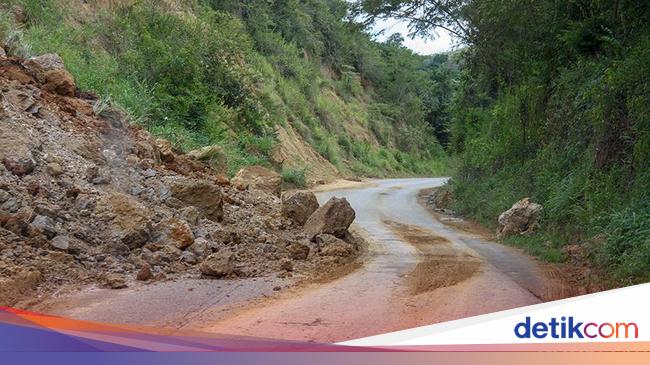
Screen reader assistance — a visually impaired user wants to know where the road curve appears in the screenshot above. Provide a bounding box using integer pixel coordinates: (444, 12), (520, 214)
(201, 178), (545, 343)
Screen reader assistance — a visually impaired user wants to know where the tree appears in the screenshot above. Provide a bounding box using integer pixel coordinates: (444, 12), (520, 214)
(353, 0), (473, 44)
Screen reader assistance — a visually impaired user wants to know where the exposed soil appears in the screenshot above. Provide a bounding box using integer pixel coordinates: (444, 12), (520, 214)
(410, 260), (481, 294)
(383, 220), (482, 294)
(417, 187), (592, 300)
(0, 53), (362, 309)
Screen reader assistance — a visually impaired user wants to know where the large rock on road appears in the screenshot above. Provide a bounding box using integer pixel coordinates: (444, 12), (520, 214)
(304, 197), (355, 239)
(281, 191), (319, 226)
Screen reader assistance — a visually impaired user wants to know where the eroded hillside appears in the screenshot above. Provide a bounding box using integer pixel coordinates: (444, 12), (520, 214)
(0, 0), (450, 184)
(0, 52), (362, 307)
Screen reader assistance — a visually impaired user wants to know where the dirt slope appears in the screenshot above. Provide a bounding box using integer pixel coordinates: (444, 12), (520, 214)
(272, 124), (339, 184)
(0, 53), (360, 307)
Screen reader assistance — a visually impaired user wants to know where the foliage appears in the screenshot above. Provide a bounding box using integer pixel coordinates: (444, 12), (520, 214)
(364, 0), (650, 286)
(281, 166), (309, 188)
(0, 0), (449, 178)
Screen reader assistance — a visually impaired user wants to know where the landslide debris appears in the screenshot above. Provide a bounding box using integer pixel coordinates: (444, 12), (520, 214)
(497, 198), (543, 239)
(304, 197), (355, 239)
(0, 51), (360, 307)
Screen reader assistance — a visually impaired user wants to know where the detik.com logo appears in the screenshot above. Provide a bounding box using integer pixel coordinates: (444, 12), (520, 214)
(515, 317), (638, 339)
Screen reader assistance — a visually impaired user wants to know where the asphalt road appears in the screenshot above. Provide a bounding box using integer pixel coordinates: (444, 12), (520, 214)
(201, 178), (547, 342)
(37, 178), (557, 343)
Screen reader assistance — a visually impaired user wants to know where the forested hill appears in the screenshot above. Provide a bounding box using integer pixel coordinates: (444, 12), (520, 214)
(359, 0), (650, 286)
(0, 0), (452, 183)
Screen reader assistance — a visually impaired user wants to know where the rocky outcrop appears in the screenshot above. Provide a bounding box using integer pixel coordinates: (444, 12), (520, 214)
(304, 197), (355, 239)
(497, 198), (543, 239)
(231, 165), (282, 196)
(281, 191), (319, 226)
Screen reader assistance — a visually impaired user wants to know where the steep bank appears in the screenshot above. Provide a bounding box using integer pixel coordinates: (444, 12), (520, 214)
(0, 0), (449, 183)
(0, 52), (362, 307)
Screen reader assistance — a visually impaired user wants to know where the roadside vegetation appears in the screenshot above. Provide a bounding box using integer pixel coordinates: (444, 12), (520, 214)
(0, 0), (451, 178)
(359, 0), (650, 287)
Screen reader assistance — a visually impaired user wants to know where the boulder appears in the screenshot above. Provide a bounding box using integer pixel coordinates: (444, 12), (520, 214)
(136, 265), (153, 281)
(215, 175), (230, 187)
(0, 206), (33, 235)
(99, 194), (152, 249)
(231, 165), (282, 196)
(496, 197), (543, 239)
(49, 235), (87, 255)
(42, 69), (76, 97)
(179, 206), (200, 225)
(187, 145), (225, 170)
(105, 273), (127, 289)
(155, 218), (194, 249)
(200, 250), (234, 277)
(29, 53), (65, 73)
(0, 129), (36, 176)
(304, 197), (355, 239)
(0, 269), (42, 307)
(189, 238), (209, 257)
(279, 258), (293, 271)
(315, 234), (355, 257)
(24, 54), (76, 96)
(3, 89), (39, 113)
(168, 178), (223, 221)
(45, 162), (64, 176)
(29, 215), (57, 239)
(180, 251), (198, 264)
(281, 191), (319, 226)
(49, 235), (71, 251)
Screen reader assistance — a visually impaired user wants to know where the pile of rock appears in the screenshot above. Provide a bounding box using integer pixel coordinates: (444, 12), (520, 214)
(0, 51), (360, 306)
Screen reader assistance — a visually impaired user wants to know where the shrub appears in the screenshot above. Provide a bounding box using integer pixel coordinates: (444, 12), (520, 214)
(281, 166), (308, 188)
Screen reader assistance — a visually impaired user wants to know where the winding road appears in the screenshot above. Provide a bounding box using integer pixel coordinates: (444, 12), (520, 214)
(200, 178), (563, 342)
(37, 178), (568, 343)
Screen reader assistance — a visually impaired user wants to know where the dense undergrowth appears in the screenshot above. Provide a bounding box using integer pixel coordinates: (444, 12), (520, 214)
(0, 0), (451, 180)
(445, 1), (649, 287)
(358, 0), (649, 287)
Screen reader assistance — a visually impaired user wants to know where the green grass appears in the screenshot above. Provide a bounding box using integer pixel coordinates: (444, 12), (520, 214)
(1, 0), (450, 180)
(281, 166), (308, 188)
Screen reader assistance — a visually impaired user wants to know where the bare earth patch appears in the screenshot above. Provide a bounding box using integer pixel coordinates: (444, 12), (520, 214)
(417, 186), (591, 300)
(382, 220), (482, 293)
(411, 259), (481, 294)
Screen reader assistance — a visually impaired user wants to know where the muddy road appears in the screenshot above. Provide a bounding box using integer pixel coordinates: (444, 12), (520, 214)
(200, 178), (567, 342)
(36, 178), (568, 343)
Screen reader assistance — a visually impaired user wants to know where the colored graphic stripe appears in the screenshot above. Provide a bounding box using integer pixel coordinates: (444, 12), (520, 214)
(1, 306), (649, 352)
